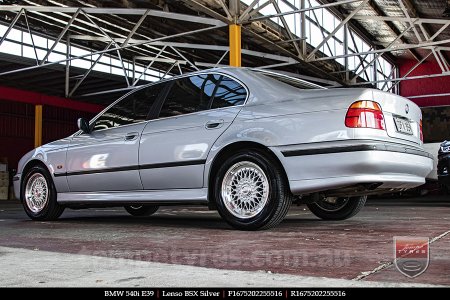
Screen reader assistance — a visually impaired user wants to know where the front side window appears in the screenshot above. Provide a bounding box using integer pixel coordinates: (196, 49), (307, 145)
(158, 74), (219, 118)
(93, 83), (165, 131)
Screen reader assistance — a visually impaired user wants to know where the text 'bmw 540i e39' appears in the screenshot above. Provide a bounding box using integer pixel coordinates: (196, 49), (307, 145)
(14, 67), (433, 230)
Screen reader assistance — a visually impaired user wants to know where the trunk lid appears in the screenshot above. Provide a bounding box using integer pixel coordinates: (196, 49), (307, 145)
(372, 90), (422, 145)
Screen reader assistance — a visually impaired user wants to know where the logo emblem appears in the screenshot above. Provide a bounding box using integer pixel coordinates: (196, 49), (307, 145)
(394, 236), (429, 278)
(405, 104), (409, 114)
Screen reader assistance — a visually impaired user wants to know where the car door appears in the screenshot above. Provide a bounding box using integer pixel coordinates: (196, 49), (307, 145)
(66, 82), (166, 192)
(139, 73), (248, 190)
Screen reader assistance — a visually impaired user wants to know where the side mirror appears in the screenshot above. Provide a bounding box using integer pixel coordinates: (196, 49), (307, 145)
(77, 118), (91, 134)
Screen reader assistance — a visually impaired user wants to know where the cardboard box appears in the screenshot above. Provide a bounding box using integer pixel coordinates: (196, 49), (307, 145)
(0, 186), (8, 200)
(0, 178), (9, 187)
(0, 172), (8, 179)
(0, 157), (7, 172)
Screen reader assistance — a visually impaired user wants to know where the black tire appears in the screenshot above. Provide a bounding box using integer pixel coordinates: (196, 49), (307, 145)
(307, 195), (367, 220)
(21, 165), (64, 220)
(213, 149), (292, 230)
(124, 205), (159, 216)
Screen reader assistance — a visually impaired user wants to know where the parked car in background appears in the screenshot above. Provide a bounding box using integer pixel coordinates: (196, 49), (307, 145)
(14, 67), (433, 230)
(438, 140), (450, 192)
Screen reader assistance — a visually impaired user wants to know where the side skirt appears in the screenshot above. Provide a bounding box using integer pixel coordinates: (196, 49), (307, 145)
(57, 188), (208, 205)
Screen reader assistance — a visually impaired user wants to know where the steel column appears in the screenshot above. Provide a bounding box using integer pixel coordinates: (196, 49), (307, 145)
(229, 24), (241, 67)
(65, 37), (70, 98)
(34, 105), (42, 148)
(300, 0), (307, 59)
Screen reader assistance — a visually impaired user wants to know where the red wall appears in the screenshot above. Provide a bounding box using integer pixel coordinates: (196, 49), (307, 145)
(0, 86), (103, 113)
(399, 58), (450, 107)
(0, 86), (104, 171)
(0, 99), (99, 171)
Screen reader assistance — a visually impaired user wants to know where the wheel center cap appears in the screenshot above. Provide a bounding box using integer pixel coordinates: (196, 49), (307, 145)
(241, 186), (252, 196)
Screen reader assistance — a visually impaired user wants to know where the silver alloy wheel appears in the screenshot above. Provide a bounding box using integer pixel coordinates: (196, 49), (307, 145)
(221, 161), (269, 219)
(315, 197), (349, 212)
(25, 173), (49, 213)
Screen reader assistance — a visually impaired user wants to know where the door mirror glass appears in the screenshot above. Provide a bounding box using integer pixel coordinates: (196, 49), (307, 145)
(77, 118), (91, 134)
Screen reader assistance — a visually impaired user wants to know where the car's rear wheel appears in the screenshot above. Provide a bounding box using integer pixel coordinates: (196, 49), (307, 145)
(307, 195), (367, 220)
(214, 150), (292, 230)
(21, 165), (64, 220)
(124, 205), (159, 216)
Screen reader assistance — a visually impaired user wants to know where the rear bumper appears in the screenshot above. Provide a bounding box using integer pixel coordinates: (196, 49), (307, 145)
(271, 140), (433, 195)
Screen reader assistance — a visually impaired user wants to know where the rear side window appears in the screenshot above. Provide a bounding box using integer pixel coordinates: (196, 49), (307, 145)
(93, 83), (165, 131)
(159, 74), (218, 118)
(211, 76), (247, 109)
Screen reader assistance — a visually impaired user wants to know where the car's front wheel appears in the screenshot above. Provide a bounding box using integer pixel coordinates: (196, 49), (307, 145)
(214, 150), (292, 230)
(21, 165), (64, 220)
(307, 195), (367, 220)
(124, 205), (159, 216)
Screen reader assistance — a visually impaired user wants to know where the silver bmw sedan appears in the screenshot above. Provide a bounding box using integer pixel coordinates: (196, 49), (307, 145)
(14, 67), (433, 230)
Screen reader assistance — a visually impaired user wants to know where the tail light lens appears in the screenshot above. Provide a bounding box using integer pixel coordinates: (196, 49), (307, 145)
(419, 119), (423, 142)
(345, 101), (385, 130)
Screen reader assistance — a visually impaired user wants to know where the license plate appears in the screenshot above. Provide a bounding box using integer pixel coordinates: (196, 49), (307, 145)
(393, 117), (413, 135)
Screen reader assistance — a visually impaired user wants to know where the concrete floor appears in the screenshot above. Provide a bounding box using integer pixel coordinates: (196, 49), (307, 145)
(0, 196), (449, 287)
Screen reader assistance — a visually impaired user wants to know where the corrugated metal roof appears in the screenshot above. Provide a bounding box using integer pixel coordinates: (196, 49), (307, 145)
(338, 0), (450, 60)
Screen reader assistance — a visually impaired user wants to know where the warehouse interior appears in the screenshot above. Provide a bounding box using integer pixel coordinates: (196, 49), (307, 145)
(1, 0), (450, 287)
(1, 0), (450, 170)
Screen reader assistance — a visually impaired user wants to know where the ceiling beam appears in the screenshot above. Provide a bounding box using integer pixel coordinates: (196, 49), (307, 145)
(367, 0), (421, 61)
(179, 0), (230, 24)
(400, 0), (450, 68)
(318, 0), (396, 65)
(312, 38), (450, 62)
(242, 27), (346, 85)
(350, 15), (450, 25)
(0, 5), (225, 26)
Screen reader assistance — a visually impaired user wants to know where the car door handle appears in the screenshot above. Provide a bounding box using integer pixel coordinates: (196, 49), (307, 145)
(205, 120), (224, 129)
(124, 132), (139, 141)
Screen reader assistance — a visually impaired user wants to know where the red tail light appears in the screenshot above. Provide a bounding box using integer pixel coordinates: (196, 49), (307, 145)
(345, 101), (385, 130)
(419, 119), (423, 142)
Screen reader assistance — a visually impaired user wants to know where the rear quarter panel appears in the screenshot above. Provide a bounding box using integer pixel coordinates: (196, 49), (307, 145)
(203, 87), (376, 186)
(217, 87), (382, 147)
(203, 72), (425, 188)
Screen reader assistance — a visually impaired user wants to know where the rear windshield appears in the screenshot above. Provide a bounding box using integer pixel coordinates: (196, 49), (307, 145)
(252, 70), (325, 90)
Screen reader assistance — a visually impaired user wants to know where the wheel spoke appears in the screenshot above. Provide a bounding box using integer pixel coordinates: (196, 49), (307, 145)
(25, 173), (49, 213)
(221, 161), (269, 219)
